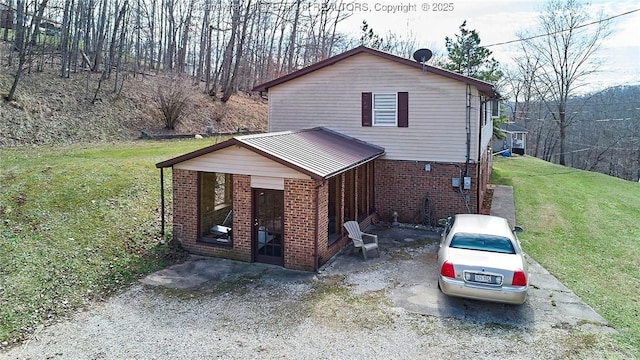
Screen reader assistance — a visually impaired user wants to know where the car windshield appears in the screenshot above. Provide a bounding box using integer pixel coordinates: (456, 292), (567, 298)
(450, 233), (516, 254)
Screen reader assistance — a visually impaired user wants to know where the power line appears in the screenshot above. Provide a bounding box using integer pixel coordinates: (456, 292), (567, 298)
(484, 8), (640, 48)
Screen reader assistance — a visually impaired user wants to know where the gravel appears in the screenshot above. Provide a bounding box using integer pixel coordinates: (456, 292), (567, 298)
(0, 236), (626, 360)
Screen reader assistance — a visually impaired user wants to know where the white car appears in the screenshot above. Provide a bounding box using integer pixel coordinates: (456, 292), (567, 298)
(437, 214), (528, 305)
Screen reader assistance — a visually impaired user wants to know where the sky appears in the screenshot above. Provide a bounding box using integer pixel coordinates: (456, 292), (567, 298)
(333, 0), (640, 93)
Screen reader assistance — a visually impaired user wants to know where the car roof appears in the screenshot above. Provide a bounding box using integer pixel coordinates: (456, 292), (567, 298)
(451, 214), (514, 238)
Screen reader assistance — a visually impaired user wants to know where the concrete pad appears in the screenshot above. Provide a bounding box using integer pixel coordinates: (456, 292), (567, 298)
(139, 222), (612, 335)
(141, 256), (311, 289)
(490, 185), (517, 226)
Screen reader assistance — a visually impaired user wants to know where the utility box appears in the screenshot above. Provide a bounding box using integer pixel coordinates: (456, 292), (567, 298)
(452, 177), (461, 188)
(463, 176), (472, 190)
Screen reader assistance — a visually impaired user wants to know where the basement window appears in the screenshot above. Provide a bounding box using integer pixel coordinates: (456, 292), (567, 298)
(199, 172), (233, 245)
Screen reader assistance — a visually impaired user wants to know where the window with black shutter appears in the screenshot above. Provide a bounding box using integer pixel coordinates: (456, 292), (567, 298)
(361, 92), (408, 127)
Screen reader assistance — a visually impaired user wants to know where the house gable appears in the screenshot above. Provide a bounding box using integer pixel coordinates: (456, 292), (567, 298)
(174, 145), (311, 179)
(261, 52), (488, 163)
(253, 46), (497, 96)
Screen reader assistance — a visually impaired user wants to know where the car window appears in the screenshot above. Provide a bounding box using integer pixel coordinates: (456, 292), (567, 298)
(443, 217), (455, 236)
(450, 233), (516, 254)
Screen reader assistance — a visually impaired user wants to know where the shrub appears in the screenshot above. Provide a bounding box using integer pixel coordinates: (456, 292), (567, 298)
(154, 84), (189, 130)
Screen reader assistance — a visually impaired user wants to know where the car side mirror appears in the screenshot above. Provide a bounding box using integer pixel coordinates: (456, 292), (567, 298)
(513, 226), (524, 233)
(437, 218), (449, 227)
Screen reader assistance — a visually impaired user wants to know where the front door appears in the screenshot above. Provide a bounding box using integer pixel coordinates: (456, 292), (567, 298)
(253, 189), (284, 266)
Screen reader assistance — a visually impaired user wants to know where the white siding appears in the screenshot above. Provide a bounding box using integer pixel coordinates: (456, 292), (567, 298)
(267, 53), (485, 163)
(174, 145), (311, 179)
(251, 176), (285, 190)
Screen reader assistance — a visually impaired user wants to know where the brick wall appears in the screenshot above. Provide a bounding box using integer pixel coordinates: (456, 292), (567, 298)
(375, 159), (480, 223)
(172, 168), (382, 272)
(283, 178), (317, 271)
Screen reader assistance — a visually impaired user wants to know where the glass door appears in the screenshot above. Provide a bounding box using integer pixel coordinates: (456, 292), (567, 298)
(253, 189), (284, 266)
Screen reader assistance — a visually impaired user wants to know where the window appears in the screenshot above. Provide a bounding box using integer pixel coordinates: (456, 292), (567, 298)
(344, 170), (356, 222)
(199, 172), (233, 244)
(327, 175), (343, 245)
(362, 92), (408, 127)
(491, 99), (500, 118)
(450, 233), (515, 254)
(327, 163), (376, 246)
(480, 97), (488, 126)
(373, 93), (397, 126)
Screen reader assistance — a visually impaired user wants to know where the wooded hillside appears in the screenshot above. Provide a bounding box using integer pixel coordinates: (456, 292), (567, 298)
(0, 41), (267, 146)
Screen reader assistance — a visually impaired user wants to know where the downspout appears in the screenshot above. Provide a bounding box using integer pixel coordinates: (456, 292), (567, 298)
(314, 180), (323, 272)
(465, 84), (471, 178)
(477, 98), (483, 213)
(464, 43), (472, 178)
(160, 167), (165, 238)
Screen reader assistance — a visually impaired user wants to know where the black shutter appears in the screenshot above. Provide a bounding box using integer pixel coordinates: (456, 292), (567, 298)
(362, 92), (372, 127)
(398, 92), (408, 127)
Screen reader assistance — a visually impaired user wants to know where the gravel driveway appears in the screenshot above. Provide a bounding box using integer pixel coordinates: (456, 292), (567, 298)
(0, 226), (623, 359)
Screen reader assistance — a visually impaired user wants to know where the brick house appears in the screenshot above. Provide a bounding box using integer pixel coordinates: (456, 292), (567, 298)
(156, 128), (384, 271)
(157, 46), (499, 271)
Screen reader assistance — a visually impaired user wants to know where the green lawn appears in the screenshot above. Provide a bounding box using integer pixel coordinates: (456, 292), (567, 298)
(1, 143), (638, 354)
(0, 139), (216, 343)
(492, 156), (640, 355)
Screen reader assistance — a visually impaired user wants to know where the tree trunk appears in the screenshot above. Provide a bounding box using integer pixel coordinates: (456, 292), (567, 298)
(219, 0), (239, 99)
(177, 0), (194, 73)
(92, 0), (108, 71)
(7, 0), (50, 101)
(221, 0), (251, 102)
(286, 0), (300, 72)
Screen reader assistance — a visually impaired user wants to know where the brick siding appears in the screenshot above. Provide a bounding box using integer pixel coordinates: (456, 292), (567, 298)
(375, 159), (482, 223)
(283, 178), (317, 271)
(171, 168), (378, 272)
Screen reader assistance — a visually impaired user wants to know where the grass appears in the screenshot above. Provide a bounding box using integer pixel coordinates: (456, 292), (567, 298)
(491, 156), (640, 356)
(0, 138), (219, 344)
(1, 142), (638, 354)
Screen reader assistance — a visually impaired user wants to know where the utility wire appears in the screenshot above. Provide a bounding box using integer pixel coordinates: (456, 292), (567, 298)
(484, 8), (640, 48)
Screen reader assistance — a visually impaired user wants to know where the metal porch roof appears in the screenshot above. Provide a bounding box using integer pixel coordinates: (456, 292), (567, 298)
(156, 127), (385, 180)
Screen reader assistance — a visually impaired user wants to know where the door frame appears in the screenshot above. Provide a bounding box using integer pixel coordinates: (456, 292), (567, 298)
(252, 188), (285, 266)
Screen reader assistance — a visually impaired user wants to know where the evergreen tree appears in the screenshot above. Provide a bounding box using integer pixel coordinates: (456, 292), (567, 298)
(443, 21), (502, 83)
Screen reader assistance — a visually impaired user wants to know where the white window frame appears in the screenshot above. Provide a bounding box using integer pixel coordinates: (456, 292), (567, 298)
(372, 93), (397, 126)
(491, 99), (500, 118)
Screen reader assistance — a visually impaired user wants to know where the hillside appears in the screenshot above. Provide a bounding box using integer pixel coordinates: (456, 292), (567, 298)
(492, 156), (640, 354)
(0, 56), (268, 147)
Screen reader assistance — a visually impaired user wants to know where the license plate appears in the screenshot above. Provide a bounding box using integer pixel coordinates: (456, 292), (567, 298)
(474, 274), (492, 283)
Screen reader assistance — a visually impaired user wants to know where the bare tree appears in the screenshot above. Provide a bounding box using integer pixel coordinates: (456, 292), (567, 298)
(92, 0), (109, 71)
(221, 0), (251, 102)
(6, 0), (50, 101)
(518, 0), (610, 165)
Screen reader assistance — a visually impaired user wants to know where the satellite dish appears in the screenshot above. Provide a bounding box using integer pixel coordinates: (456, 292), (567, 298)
(413, 48), (432, 73)
(413, 48), (433, 63)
